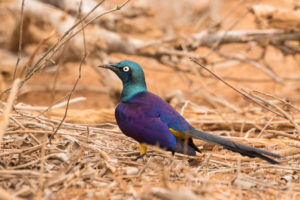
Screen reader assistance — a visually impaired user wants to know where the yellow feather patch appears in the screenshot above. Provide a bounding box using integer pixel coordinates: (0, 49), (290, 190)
(169, 128), (189, 140)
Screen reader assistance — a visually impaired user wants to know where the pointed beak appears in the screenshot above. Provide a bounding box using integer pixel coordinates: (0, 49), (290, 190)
(98, 64), (117, 71)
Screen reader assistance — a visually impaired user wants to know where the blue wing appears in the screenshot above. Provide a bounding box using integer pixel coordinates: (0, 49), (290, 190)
(115, 92), (199, 155)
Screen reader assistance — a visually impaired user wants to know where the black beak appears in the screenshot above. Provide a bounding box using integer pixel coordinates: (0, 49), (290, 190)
(98, 64), (117, 71)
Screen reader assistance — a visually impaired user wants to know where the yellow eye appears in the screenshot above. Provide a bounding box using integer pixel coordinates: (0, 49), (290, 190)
(123, 66), (130, 72)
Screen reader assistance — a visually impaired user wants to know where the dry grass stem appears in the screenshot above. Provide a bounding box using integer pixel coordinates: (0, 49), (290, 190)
(0, 79), (21, 144)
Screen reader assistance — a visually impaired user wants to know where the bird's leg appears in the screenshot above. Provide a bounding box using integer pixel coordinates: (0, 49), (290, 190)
(132, 143), (147, 161)
(139, 143), (147, 155)
(133, 154), (145, 161)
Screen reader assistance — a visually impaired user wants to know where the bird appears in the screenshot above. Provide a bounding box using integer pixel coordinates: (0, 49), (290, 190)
(99, 60), (281, 164)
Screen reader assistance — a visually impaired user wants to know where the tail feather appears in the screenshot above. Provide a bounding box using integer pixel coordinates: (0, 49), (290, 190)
(184, 129), (281, 164)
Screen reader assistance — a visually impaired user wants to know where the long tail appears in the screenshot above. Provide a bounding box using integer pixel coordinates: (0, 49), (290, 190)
(184, 129), (281, 164)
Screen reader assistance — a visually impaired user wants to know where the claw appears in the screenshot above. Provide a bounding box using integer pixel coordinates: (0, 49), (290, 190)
(132, 154), (145, 161)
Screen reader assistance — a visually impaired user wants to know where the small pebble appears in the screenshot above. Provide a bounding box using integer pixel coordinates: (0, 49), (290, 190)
(125, 167), (139, 175)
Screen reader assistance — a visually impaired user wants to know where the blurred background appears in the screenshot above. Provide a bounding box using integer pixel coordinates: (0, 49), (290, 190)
(1, 0), (299, 117)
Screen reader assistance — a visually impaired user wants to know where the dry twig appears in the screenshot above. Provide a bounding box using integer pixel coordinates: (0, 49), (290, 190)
(0, 79), (21, 144)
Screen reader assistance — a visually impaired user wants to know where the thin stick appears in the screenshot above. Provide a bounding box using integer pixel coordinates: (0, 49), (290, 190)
(265, 130), (300, 141)
(204, 0), (251, 57)
(36, 95), (85, 118)
(257, 115), (276, 138)
(36, 133), (47, 199)
(46, 0), (131, 59)
(180, 100), (189, 116)
(14, 97), (86, 112)
(0, 170), (46, 176)
(190, 58), (283, 117)
(13, 0), (25, 81)
(237, 156), (242, 199)
(243, 89), (300, 134)
(0, 79), (21, 145)
(27, 0), (130, 80)
(48, 0), (88, 142)
(215, 50), (283, 83)
(0, 0), (130, 97)
(252, 90), (300, 113)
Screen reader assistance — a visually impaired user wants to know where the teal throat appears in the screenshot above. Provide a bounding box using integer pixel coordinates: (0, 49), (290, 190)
(121, 83), (147, 102)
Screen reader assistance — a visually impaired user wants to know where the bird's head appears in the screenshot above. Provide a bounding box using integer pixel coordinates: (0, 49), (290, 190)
(99, 60), (147, 101)
(99, 60), (145, 85)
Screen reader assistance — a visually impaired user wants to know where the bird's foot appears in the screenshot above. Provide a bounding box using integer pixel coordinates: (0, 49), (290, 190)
(132, 154), (145, 161)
